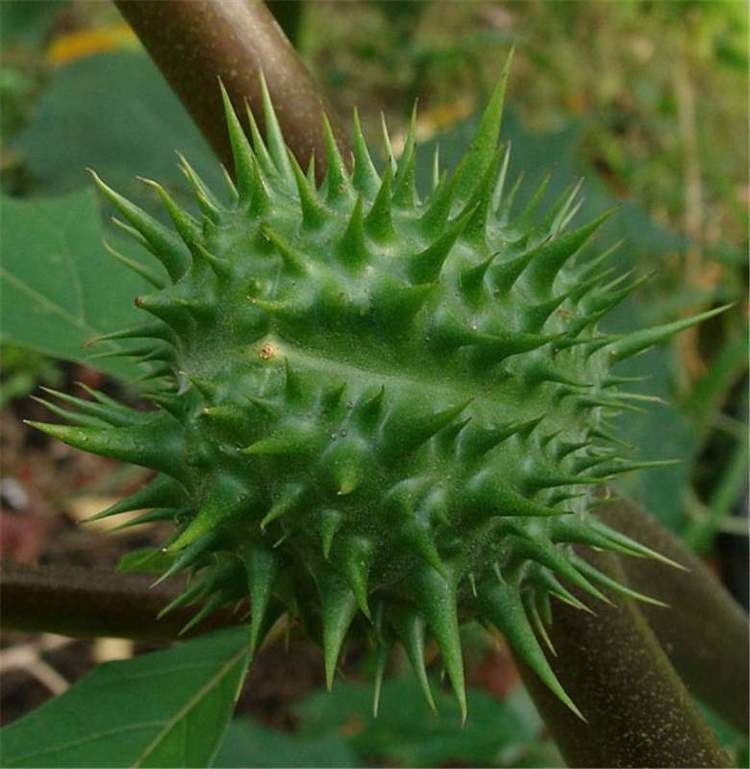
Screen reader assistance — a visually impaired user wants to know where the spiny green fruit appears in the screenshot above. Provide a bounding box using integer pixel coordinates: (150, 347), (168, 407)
(30, 59), (726, 722)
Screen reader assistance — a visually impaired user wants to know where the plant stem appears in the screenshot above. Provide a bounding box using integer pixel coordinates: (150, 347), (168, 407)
(113, 0), (350, 181)
(599, 497), (750, 733)
(518, 547), (731, 768)
(1, 561), (238, 642)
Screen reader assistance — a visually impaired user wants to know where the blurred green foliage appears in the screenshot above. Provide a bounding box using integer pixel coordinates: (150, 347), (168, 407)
(213, 676), (563, 768)
(0, 344), (63, 408)
(212, 674), (750, 769)
(306, 0), (748, 248)
(0, 1), (60, 48)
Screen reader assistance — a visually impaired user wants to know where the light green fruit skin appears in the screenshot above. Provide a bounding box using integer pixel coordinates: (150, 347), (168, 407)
(33, 63), (711, 720)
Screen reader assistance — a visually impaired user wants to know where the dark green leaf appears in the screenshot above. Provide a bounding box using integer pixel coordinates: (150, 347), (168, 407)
(0, 189), (154, 381)
(13, 51), (221, 201)
(212, 720), (358, 768)
(294, 676), (556, 768)
(0, 627), (250, 768)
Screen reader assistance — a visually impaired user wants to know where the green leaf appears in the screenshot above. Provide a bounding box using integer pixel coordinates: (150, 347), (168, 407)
(211, 676), (560, 768)
(212, 720), (358, 768)
(0, 189), (153, 381)
(13, 51), (221, 201)
(294, 676), (558, 768)
(0, 627), (250, 768)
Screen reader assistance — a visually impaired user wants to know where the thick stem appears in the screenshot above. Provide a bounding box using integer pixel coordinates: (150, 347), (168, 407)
(519, 548), (731, 768)
(1, 561), (239, 642)
(597, 498), (750, 733)
(113, 0), (350, 181)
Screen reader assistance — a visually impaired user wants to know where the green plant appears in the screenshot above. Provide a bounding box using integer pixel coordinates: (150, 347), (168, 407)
(26, 54), (727, 727)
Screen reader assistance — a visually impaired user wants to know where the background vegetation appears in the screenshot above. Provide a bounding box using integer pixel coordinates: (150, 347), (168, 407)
(1, 1), (747, 766)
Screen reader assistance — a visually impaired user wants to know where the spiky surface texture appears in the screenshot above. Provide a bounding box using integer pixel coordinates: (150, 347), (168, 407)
(32, 63), (724, 720)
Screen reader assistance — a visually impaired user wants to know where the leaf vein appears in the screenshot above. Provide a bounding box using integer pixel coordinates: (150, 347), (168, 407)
(131, 646), (248, 767)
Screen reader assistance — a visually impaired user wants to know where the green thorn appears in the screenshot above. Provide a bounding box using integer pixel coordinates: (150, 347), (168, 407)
(110, 506), (182, 532)
(38, 386), (138, 428)
(364, 165), (395, 243)
(401, 519), (448, 579)
(392, 102), (419, 209)
(588, 518), (687, 571)
(351, 107), (381, 197)
(31, 396), (102, 429)
(167, 489), (241, 551)
(477, 579), (584, 720)
(381, 399), (472, 458)
(102, 238), (165, 289)
(85, 321), (170, 347)
(138, 177), (201, 250)
(242, 544), (279, 658)
(318, 568), (358, 690)
(259, 72), (294, 181)
(261, 224), (309, 275)
(154, 528), (223, 586)
(452, 47), (514, 203)
(259, 483), (307, 530)
(509, 534), (612, 606)
(392, 607), (437, 713)
(289, 150), (326, 228)
(322, 113), (351, 201)
(337, 196), (368, 268)
(84, 474), (185, 521)
(372, 640), (391, 718)
(320, 508), (343, 560)
(571, 554), (669, 608)
(176, 152), (221, 218)
(524, 209), (615, 293)
(406, 204), (475, 284)
(491, 141), (512, 212)
(608, 304), (734, 362)
(380, 112), (397, 172)
(337, 536), (374, 620)
(245, 99), (276, 178)
(157, 578), (209, 619)
(431, 143), (441, 191)
(88, 169), (189, 280)
(178, 593), (225, 636)
(468, 473), (566, 519)
(414, 565), (466, 723)
(25, 420), (182, 478)
(523, 591), (556, 657)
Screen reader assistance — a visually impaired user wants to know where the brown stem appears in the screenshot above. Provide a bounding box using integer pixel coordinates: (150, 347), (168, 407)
(113, 0), (350, 181)
(519, 548), (731, 768)
(1, 561), (239, 642)
(597, 497), (750, 733)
